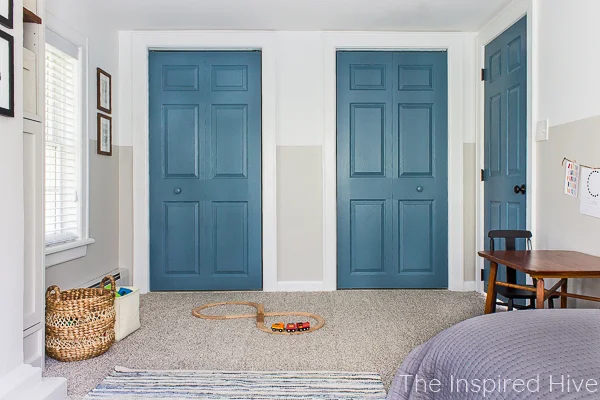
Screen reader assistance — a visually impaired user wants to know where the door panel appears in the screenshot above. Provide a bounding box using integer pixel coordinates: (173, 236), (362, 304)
(483, 17), (528, 286)
(149, 51), (262, 291)
(163, 202), (199, 275)
(337, 51), (448, 289)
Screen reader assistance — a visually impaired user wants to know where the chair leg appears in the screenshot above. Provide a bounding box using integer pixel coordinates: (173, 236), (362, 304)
(530, 298), (536, 309)
(548, 298), (554, 309)
(507, 298), (514, 311)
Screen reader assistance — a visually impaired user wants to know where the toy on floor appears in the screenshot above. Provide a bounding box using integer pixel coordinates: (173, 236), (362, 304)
(192, 301), (324, 335)
(271, 322), (285, 332)
(104, 284), (133, 298)
(278, 321), (311, 332)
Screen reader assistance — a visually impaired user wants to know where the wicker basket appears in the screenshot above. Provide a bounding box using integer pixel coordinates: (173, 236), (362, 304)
(45, 275), (117, 362)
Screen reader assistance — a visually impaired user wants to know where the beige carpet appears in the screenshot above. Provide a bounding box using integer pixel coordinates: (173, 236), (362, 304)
(44, 290), (485, 400)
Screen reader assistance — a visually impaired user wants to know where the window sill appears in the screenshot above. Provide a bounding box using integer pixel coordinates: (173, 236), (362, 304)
(45, 238), (96, 268)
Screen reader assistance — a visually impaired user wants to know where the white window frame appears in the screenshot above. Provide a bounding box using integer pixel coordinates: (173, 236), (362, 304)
(45, 15), (94, 268)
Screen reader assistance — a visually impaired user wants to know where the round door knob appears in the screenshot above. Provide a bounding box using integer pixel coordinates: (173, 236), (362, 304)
(174, 188), (182, 195)
(416, 186), (424, 193)
(513, 184), (526, 195)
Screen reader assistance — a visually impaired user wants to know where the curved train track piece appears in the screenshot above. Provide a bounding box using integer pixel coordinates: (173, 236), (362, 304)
(192, 301), (325, 335)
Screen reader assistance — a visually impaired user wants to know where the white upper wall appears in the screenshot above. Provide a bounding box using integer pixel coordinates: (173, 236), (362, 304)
(46, 0), (120, 143)
(88, 0), (511, 32)
(537, 0), (600, 127)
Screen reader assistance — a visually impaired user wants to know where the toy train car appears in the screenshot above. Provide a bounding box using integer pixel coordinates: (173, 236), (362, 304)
(271, 321), (311, 332)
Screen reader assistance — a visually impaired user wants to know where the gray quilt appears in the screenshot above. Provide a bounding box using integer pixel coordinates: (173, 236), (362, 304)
(388, 309), (600, 400)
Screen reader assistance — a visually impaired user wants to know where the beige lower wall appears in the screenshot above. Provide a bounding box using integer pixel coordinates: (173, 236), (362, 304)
(116, 143), (472, 288)
(536, 115), (600, 308)
(45, 141), (121, 289)
(277, 146), (324, 282)
(463, 143), (477, 284)
(118, 146), (134, 275)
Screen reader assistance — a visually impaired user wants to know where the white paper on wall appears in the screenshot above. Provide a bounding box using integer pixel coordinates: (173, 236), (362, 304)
(580, 167), (600, 219)
(564, 161), (580, 197)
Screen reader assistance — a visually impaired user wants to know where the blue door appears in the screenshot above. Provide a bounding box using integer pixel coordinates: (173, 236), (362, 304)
(149, 51), (262, 291)
(483, 17), (528, 286)
(337, 51), (448, 289)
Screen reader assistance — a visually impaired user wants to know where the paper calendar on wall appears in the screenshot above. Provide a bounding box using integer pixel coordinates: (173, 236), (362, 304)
(580, 167), (600, 219)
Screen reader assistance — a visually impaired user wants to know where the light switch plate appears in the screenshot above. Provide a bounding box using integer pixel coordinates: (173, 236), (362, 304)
(536, 119), (549, 141)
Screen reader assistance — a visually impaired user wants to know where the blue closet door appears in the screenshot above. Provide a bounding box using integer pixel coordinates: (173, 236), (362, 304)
(149, 51), (262, 291)
(483, 17), (528, 287)
(337, 51), (448, 289)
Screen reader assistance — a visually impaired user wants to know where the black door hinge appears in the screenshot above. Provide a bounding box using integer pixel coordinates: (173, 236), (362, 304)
(480, 169), (485, 182)
(481, 269), (485, 281)
(481, 68), (486, 81)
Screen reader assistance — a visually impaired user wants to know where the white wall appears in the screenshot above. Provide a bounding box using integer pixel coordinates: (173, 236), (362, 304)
(44, 0), (122, 289)
(120, 30), (475, 292)
(275, 32), (323, 146)
(45, 0), (119, 143)
(0, 0), (24, 379)
(534, 0), (600, 307)
(537, 0), (600, 128)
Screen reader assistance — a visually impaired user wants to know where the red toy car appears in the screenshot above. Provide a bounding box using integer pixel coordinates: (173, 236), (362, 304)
(285, 323), (297, 332)
(297, 322), (311, 331)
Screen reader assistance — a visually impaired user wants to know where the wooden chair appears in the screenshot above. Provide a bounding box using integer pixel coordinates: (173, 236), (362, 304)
(488, 230), (557, 311)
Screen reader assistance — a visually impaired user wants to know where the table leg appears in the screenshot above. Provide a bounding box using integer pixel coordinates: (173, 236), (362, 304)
(536, 278), (545, 309)
(484, 262), (498, 314)
(561, 279), (568, 308)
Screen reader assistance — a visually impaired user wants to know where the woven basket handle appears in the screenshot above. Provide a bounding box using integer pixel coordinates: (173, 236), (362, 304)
(46, 285), (60, 300)
(101, 275), (117, 296)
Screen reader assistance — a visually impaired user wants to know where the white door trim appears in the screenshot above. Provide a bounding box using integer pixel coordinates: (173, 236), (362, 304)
(128, 31), (278, 293)
(321, 32), (470, 291)
(475, 0), (537, 293)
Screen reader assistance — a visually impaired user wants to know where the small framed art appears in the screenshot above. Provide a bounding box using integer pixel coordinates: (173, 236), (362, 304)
(97, 68), (112, 114)
(97, 114), (112, 156)
(0, 29), (14, 117)
(0, 0), (13, 29)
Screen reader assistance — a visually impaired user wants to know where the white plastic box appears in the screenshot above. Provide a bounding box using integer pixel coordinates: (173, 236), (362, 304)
(114, 287), (141, 341)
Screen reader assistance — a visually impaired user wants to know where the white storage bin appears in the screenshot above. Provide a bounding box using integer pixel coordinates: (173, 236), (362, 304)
(114, 286), (141, 341)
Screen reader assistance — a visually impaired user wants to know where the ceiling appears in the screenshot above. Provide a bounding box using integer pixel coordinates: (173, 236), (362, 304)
(62, 0), (513, 32)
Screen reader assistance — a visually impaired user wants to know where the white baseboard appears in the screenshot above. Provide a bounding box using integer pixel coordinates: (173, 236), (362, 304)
(0, 364), (66, 400)
(276, 281), (324, 292)
(463, 281), (477, 292)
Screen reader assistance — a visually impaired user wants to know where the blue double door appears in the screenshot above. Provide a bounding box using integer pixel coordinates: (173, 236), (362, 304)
(337, 51), (449, 289)
(149, 51), (262, 291)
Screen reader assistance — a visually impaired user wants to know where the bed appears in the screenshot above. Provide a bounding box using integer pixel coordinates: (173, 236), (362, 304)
(387, 309), (600, 399)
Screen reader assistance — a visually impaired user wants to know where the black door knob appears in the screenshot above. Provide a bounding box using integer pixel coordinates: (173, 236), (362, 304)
(513, 184), (526, 195)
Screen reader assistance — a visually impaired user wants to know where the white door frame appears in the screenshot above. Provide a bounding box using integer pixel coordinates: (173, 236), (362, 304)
(321, 32), (470, 291)
(128, 31), (278, 293)
(475, 1), (537, 292)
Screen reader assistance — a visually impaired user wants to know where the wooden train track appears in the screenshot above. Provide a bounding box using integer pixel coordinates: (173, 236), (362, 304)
(192, 301), (325, 335)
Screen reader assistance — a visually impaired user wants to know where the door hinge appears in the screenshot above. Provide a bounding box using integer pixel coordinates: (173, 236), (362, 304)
(480, 169), (485, 182)
(481, 269), (485, 281)
(481, 68), (486, 82)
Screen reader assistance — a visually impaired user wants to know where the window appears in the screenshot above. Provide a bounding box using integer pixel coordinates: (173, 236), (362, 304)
(44, 32), (86, 251)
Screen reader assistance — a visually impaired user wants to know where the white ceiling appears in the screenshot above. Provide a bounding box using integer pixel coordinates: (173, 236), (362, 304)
(78, 0), (513, 32)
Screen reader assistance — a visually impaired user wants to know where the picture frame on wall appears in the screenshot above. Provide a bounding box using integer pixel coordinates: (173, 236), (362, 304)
(0, 0), (13, 29)
(0, 29), (14, 117)
(97, 68), (112, 114)
(97, 113), (112, 156)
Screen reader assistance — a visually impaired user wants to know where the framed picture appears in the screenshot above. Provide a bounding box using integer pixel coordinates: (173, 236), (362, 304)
(97, 68), (112, 114)
(0, 0), (13, 29)
(97, 114), (112, 156)
(0, 29), (14, 117)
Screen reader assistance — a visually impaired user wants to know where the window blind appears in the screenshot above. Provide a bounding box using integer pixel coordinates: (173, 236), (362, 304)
(45, 43), (80, 247)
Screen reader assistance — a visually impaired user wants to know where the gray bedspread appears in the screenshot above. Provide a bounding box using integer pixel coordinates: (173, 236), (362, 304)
(388, 309), (600, 399)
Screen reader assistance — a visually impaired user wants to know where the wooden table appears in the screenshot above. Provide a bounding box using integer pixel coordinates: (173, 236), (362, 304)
(478, 250), (600, 314)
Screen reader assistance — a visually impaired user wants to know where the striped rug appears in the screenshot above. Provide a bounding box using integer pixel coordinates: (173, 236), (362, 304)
(85, 366), (387, 399)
